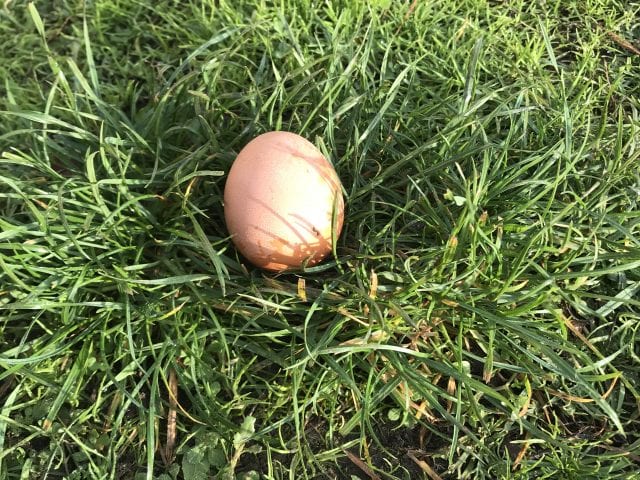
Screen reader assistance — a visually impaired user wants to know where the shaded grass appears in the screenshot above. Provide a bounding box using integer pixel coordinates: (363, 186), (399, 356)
(1, 0), (640, 479)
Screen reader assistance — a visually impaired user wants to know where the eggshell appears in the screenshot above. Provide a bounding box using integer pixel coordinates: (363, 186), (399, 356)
(224, 131), (344, 271)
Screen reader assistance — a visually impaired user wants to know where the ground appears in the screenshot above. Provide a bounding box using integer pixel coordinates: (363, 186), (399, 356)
(1, 0), (640, 479)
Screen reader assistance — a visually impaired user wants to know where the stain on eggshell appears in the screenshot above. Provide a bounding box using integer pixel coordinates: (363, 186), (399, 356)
(223, 131), (344, 271)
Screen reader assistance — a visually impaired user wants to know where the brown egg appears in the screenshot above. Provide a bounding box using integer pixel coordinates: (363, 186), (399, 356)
(224, 131), (344, 271)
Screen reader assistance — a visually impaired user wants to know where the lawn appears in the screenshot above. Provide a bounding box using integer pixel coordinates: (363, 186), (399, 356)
(1, 0), (640, 478)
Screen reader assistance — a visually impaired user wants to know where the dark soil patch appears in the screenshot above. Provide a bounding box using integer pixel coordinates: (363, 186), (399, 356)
(236, 415), (451, 479)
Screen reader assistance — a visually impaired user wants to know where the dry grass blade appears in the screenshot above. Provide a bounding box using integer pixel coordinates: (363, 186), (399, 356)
(161, 367), (178, 465)
(343, 449), (382, 480)
(407, 451), (444, 480)
(512, 436), (530, 471)
(607, 31), (640, 56)
(297, 277), (307, 302)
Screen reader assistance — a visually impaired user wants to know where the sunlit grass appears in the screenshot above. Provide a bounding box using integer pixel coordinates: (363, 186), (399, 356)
(1, 0), (640, 479)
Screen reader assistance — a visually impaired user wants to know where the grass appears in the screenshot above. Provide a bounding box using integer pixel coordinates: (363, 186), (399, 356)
(1, 0), (640, 478)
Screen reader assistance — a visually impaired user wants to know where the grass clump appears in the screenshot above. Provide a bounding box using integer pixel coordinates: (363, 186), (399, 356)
(1, 0), (640, 479)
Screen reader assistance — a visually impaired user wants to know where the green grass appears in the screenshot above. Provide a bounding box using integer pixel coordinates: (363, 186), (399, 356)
(1, 0), (640, 478)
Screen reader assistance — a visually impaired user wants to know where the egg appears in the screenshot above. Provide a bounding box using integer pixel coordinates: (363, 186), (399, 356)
(223, 131), (344, 271)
